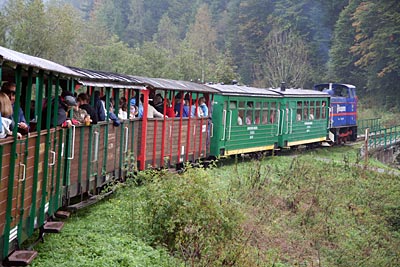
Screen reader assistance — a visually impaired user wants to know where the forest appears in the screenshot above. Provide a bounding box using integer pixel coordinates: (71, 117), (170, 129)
(0, 0), (399, 108)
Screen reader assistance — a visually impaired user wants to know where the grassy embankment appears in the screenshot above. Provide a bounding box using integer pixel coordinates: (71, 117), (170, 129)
(28, 144), (399, 267)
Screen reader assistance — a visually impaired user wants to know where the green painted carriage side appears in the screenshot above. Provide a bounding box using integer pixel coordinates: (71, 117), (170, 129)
(210, 95), (225, 156)
(210, 94), (280, 157)
(277, 96), (330, 147)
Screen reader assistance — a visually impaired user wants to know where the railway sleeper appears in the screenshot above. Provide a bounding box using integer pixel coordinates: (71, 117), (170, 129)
(3, 250), (38, 266)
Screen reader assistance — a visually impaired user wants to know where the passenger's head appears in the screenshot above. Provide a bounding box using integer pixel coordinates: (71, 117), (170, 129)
(0, 92), (13, 117)
(1, 82), (16, 104)
(77, 93), (90, 105)
(154, 94), (163, 105)
(63, 95), (78, 109)
(61, 90), (74, 99)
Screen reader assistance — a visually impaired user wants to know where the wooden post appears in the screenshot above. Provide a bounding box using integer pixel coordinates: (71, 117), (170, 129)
(364, 128), (369, 169)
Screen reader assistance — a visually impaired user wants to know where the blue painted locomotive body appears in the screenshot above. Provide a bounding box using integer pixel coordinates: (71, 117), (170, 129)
(314, 83), (358, 143)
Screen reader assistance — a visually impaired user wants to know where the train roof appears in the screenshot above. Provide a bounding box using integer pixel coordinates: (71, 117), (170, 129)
(207, 84), (281, 97)
(314, 83), (356, 89)
(0, 46), (81, 77)
(68, 66), (145, 89)
(269, 88), (330, 97)
(129, 76), (219, 93)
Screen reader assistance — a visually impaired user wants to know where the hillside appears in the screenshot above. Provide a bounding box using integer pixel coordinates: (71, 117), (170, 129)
(27, 145), (400, 266)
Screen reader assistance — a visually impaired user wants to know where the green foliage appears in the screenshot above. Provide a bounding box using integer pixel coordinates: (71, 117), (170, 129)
(80, 35), (145, 74)
(1, 0), (83, 65)
(218, 150), (400, 266)
(127, 166), (245, 265)
(25, 144), (400, 266)
(29, 190), (183, 267)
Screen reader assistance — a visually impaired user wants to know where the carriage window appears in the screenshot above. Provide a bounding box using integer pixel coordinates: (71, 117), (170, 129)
(316, 101), (321, 119)
(255, 102), (261, 124)
(296, 101), (302, 121)
(322, 101), (327, 119)
(237, 101), (245, 125)
(245, 101), (254, 124)
(229, 101), (237, 109)
(303, 101), (309, 120)
(334, 87), (349, 97)
(245, 110), (253, 125)
(309, 101), (315, 120)
(270, 102), (277, 124)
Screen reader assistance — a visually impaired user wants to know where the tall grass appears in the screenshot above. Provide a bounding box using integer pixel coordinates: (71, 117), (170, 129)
(28, 146), (400, 267)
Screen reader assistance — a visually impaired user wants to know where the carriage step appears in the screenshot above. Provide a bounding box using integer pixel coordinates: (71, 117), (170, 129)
(4, 250), (37, 266)
(55, 210), (71, 219)
(43, 221), (64, 233)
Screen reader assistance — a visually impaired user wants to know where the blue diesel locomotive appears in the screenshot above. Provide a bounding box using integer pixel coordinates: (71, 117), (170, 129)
(314, 83), (357, 144)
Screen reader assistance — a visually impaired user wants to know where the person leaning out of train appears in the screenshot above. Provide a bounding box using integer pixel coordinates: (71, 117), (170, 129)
(0, 92), (22, 138)
(1, 82), (29, 134)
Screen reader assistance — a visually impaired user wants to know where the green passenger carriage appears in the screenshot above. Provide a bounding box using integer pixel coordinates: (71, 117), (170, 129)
(208, 84), (331, 158)
(270, 86), (331, 148)
(208, 84), (282, 157)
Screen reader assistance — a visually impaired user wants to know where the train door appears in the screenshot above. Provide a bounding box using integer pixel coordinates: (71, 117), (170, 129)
(223, 98), (237, 154)
(346, 87), (357, 126)
(209, 95), (226, 157)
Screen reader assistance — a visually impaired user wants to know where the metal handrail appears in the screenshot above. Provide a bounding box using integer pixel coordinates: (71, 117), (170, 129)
(367, 125), (400, 149)
(222, 110), (227, 141)
(67, 125), (76, 160)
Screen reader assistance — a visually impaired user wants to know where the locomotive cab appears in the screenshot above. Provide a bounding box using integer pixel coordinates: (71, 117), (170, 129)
(314, 83), (357, 144)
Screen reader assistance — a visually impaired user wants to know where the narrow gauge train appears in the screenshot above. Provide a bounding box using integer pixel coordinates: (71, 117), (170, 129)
(0, 45), (352, 265)
(314, 83), (357, 143)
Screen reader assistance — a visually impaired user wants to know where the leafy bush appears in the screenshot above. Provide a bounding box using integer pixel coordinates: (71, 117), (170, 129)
(126, 166), (245, 265)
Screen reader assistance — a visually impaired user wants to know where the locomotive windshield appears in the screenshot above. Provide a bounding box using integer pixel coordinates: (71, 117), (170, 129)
(314, 83), (356, 98)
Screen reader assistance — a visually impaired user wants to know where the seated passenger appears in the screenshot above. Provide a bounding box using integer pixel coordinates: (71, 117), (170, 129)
(190, 100), (202, 117)
(77, 93), (99, 124)
(153, 94), (164, 114)
(94, 91), (106, 122)
(1, 82), (29, 134)
(199, 97), (208, 117)
(118, 102), (128, 120)
(237, 110), (244, 125)
(42, 91), (79, 129)
(309, 108), (314, 120)
(165, 99), (176, 118)
(245, 111), (252, 125)
(0, 92), (18, 138)
(140, 94), (166, 119)
(72, 105), (88, 124)
(237, 116), (243, 125)
(174, 93), (184, 117)
(270, 110), (276, 123)
(129, 105), (138, 119)
(182, 99), (190, 118)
